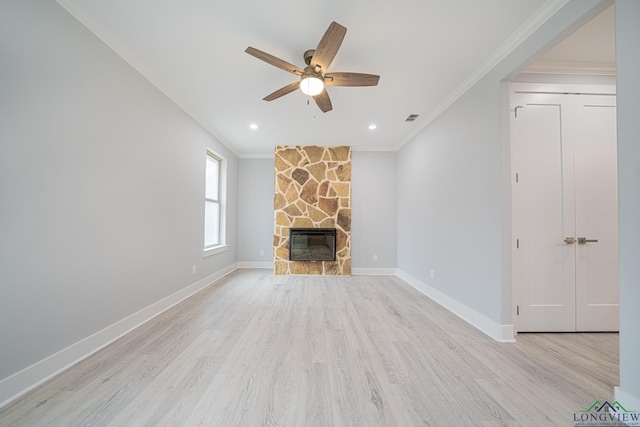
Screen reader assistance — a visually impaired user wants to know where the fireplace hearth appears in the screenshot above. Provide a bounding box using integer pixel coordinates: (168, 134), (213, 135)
(289, 228), (337, 262)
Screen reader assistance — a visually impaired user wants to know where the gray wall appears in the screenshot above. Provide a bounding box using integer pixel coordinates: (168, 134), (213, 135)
(396, 0), (612, 326)
(395, 0), (640, 403)
(3, 0), (638, 408)
(0, 0), (238, 382)
(352, 151), (398, 269)
(397, 80), (504, 321)
(236, 152), (398, 271)
(237, 158), (274, 264)
(615, 0), (640, 404)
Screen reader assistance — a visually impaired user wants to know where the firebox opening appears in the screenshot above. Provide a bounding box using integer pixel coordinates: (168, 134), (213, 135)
(289, 228), (337, 262)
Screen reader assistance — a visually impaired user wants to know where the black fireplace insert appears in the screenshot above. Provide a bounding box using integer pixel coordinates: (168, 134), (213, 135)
(289, 228), (336, 262)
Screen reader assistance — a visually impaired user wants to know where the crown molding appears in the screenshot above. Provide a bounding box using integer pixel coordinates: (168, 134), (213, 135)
(395, 0), (571, 151)
(239, 145), (400, 158)
(55, 0), (240, 159)
(522, 61), (616, 75)
(350, 146), (398, 152)
(57, 0), (575, 158)
(238, 153), (276, 159)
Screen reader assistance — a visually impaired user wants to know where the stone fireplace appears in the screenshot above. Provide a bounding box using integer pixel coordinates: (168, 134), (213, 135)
(273, 145), (351, 275)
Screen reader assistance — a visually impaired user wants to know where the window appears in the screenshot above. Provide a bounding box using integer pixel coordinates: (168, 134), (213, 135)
(204, 151), (225, 253)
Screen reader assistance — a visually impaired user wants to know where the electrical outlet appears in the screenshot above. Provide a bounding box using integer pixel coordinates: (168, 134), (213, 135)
(260, 250), (265, 257)
(192, 265), (197, 274)
(373, 254), (378, 262)
(430, 269), (434, 279)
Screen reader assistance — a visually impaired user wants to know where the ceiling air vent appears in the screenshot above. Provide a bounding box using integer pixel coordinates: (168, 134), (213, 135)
(405, 114), (419, 122)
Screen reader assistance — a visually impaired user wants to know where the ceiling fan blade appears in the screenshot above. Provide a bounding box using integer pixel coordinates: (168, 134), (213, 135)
(313, 90), (333, 113)
(310, 21), (347, 73)
(263, 81), (300, 101)
(245, 47), (304, 75)
(324, 72), (380, 87)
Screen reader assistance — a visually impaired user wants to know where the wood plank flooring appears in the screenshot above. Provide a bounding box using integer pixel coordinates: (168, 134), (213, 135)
(0, 269), (619, 426)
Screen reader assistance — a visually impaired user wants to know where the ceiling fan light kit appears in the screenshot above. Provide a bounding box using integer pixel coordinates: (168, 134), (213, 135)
(245, 21), (379, 113)
(300, 70), (324, 96)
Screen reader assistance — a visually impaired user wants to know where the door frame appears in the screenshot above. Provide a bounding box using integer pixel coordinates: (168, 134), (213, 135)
(509, 81), (617, 334)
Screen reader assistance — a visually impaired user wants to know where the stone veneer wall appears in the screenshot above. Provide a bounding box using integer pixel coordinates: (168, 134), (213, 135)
(274, 145), (351, 275)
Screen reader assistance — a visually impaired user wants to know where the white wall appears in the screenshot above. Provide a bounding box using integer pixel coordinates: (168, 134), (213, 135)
(237, 158), (274, 265)
(0, 0), (238, 403)
(615, 0), (640, 407)
(352, 151), (397, 271)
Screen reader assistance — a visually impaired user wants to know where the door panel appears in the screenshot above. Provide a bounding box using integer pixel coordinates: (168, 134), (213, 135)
(514, 95), (576, 332)
(513, 88), (618, 333)
(574, 96), (619, 331)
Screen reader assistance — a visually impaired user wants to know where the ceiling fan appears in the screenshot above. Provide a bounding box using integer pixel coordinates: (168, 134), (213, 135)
(245, 21), (380, 113)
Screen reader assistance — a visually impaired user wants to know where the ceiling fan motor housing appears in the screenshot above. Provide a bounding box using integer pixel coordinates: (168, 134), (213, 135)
(303, 49), (316, 66)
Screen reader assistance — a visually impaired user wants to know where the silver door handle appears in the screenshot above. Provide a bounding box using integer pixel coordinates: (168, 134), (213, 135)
(564, 237), (576, 244)
(578, 237), (598, 244)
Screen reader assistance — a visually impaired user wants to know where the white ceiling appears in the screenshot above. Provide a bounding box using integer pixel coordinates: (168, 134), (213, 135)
(525, 5), (615, 74)
(56, 0), (614, 157)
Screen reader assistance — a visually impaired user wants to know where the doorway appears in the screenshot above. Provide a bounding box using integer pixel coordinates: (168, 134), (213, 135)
(511, 83), (618, 332)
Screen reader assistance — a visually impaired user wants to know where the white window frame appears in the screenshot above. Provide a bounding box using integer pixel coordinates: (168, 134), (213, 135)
(204, 149), (227, 256)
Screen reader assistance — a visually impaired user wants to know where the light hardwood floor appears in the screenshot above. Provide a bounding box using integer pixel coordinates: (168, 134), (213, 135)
(0, 269), (619, 426)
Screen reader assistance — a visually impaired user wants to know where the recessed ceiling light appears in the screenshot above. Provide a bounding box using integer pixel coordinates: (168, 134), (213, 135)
(368, 124), (377, 130)
(249, 123), (258, 130)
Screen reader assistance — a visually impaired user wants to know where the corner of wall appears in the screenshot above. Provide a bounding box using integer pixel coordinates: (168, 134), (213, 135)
(0, 264), (238, 409)
(614, 387), (640, 416)
(396, 269), (516, 343)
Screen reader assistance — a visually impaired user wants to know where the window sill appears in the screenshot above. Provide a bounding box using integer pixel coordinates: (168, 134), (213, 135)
(203, 245), (228, 257)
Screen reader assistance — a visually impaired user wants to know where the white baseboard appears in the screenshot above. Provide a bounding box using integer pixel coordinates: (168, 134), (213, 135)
(396, 269), (515, 343)
(351, 267), (398, 275)
(0, 263), (238, 408)
(615, 386), (640, 413)
(237, 261), (272, 269)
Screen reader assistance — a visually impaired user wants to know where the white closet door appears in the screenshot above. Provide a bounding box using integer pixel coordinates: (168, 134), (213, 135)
(513, 89), (618, 332)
